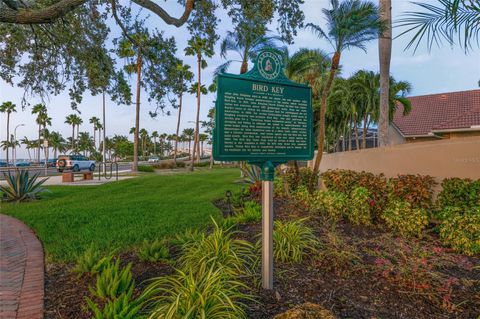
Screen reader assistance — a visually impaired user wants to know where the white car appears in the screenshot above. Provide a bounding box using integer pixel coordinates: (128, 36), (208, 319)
(148, 156), (160, 163)
(56, 154), (96, 172)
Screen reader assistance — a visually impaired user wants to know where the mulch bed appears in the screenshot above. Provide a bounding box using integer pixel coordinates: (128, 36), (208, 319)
(44, 197), (480, 319)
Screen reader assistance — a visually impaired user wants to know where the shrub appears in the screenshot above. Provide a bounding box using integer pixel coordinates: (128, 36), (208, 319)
(284, 167), (318, 194)
(347, 187), (372, 225)
(137, 239), (169, 262)
(193, 161), (210, 167)
(144, 262), (251, 319)
(382, 201), (428, 237)
(137, 165), (154, 172)
(438, 208), (480, 256)
(179, 220), (255, 277)
(72, 245), (112, 276)
(151, 161), (186, 169)
(321, 169), (359, 194)
(435, 206), (463, 222)
(0, 169), (48, 202)
(273, 218), (319, 263)
(229, 188), (249, 208)
(234, 201), (262, 224)
(310, 190), (348, 221)
(291, 185), (313, 209)
(388, 174), (436, 209)
(89, 260), (135, 300)
(437, 178), (480, 210)
(316, 228), (360, 276)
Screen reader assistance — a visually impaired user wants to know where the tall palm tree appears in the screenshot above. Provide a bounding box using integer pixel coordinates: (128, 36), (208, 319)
(151, 131), (159, 155)
(160, 133), (168, 157)
(185, 36), (215, 171)
(306, 0), (383, 189)
(32, 103), (47, 163)
(172, 62), (194, 166)
(36, 112), (52, 162)
(397, 0), (480, 53)
(0, 101), (16, 165)
(198, 133), (208, 158)
(139, 128), (149, 158)
(182, 128), (195, 157)
(20, 136), (34, 161)
(65, 114), (82, 152)
(378, 0), (391, 147)
(89, 116), (101, 149)
(77, 132), (94, 156)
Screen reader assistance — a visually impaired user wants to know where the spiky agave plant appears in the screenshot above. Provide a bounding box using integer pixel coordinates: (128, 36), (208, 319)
(0, 169), (48, 202)
(144, 262), (252, 319)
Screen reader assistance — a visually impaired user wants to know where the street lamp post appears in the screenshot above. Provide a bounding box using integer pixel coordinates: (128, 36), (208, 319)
(13, 124), (25, 166)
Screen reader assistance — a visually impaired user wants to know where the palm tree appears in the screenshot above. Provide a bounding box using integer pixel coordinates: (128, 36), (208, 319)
(198, 133), (208, 158)
(65, 114), (82, 152)
(36, 112), (52, 162)
(139, 129), (149, 158)
(20, 137), (34, 161)
(0, 101), (16, 165)
(89, 116), (101, 149)
(182, 128), (195, 157)
(77, 132), (94, 156)
(397, 0), (480, 53)
(32, 103), (47, 163)
(307, 0), (383, 188)
(378, 0), (392, 147)
(217, 29), (283, 75)
(48, 131), (66, 159)
(151, 131), (159, 155)
(160, 133), (168, 157)
(185, 36), (215, 171)
(172, 62), (194, 166)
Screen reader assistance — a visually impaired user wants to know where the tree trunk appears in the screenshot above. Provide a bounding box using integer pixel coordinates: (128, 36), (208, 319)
(362, 113), (368, 149)
(354, 113), (359, 150)
(93, 128), (96, 150)
(209, 152), (214, 170)
(174, 92), (182, 166)
(379, 0), (392, 147)
(38, 124), (41, 163)
(190, 52), (201, 171)
(133, 50), (142, 172)
(102, 91), (106, 163)
(71, 125), (75, 151)
(310, 51), (341, 190)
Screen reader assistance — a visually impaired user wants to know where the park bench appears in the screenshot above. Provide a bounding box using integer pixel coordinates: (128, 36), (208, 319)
(62, 171), (94, 183)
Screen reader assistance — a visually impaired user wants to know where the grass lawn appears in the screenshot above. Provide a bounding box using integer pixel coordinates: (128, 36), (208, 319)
(1, 168), (242, 263)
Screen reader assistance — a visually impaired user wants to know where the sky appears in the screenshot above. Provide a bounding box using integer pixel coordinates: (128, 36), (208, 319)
(1, 0), (479, 159)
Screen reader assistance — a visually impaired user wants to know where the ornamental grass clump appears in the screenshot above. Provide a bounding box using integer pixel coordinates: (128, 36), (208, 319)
(0, 169), (48, 202)
(179, 219), (256, 277)
(144, 262), (251, 319)
(438, 207), (480, 256)
(347, 187), (372, 225)
(137, 239), (170, 262)
(89, 259), (135, 300)
(382, 200), (428, 237)
(273, 218), (319, 263)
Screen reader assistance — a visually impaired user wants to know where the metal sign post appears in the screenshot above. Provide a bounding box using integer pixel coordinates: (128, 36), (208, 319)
(213, 49), (313, 290)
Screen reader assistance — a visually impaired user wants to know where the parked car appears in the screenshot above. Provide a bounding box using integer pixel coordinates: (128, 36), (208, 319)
(40, 159), (57, 167)
(56, 154), (96, 172)
(0, 161), (7, 167)
(14, 161), (31, 167)
(148, 156), (160, 163)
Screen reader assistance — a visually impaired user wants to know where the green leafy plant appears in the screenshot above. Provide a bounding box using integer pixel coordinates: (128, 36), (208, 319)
(234, 201), (262, 224)
(291, 185), (313, 209)
(137, 165), (155, 172)
(86, 290), (145, 319)
(434, 206), (463, 222)
(382, 201), (428, 237)
(171, 228), (205, 247)
(284, 167), (319, 194)
(179, 219), (256, 277)
(137, 239), (169, 262)
(273, 218), (319, 263)
(89, 259), (135, 300)
(437, 178), (480, 210)
(144, 262), (251, 319)
(310, 190), (348, 221)
(439, 207), (480, 256)
(347, 187), (372, 225)
(315, 228), (360, 276)
(388, 174), (436, 209)
(72, 245), (112, 276)
(0, 169), (48, 202)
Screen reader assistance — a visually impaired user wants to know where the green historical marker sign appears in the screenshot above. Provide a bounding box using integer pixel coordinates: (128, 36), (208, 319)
(213, 49), (313, 167)
(213, 49), (313, 290)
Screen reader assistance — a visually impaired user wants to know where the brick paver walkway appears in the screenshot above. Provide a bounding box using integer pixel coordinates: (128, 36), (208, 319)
(0, 214), (44, 319)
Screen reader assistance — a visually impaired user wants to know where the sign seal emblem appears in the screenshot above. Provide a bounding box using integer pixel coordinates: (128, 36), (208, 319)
(257, 51), (282, 80)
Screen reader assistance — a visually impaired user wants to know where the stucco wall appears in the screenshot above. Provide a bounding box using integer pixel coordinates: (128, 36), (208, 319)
(311, 136), (480, 180)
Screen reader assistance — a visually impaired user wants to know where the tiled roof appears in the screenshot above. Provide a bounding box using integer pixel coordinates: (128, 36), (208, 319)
(393, 89), (480, 136)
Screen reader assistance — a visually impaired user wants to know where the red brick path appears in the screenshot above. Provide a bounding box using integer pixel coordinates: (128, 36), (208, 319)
(0, 214), (44, 319)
